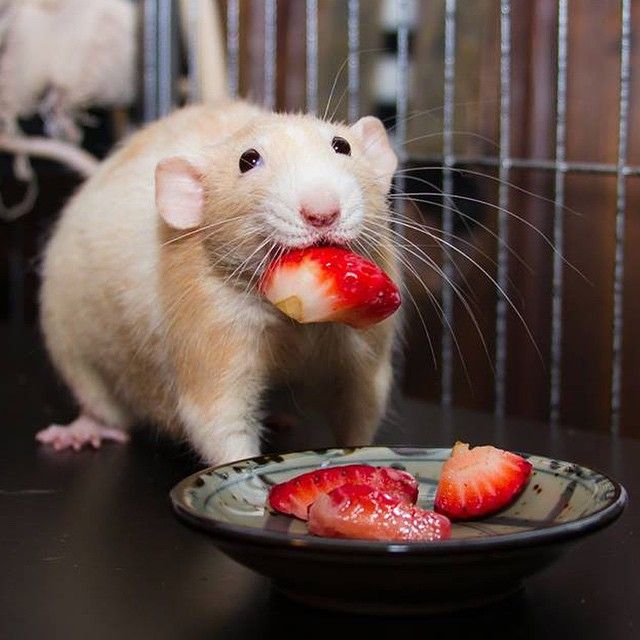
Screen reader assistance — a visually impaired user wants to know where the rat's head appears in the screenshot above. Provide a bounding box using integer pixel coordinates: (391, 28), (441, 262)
(155, 112), (397, 284)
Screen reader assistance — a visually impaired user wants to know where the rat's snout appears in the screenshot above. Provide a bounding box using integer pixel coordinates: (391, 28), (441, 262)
(299, 191), (340, 229)
(301, 206), (339, 228)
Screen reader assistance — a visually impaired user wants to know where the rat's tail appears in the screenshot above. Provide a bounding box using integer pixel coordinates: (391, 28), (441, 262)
(178, 0), (227, 103)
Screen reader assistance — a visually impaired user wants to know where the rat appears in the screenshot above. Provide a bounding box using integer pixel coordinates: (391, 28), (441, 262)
(36, 100), (401, 466)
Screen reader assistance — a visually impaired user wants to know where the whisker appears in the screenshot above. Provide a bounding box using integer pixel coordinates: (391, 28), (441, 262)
(322, 46), (389, 122)
(402, 130), (498, 150)
(390, 190), (587, 283)
(207, 233), (263, 272)
(360, 226), (475, 387)
(161, 215), (249, 246)
(386, 201), (529, 303)
(362, 222), (491, 378)
(329, 84), (350, 123)
(221, 237), (273, 287)
(389, 195), (497, 304)
(392, 170), (477, 240)
(377, 199), (527, 301)
(353, 235), (437, 370)
(244, 237), (277, 296)
(394, 164), (583, 218)
(394, 195), (483, 308)
(381, 99), (500, 137)
(367, 216), (543, 364)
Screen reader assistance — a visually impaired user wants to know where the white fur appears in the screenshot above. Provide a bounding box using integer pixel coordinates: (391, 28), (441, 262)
(40, 104), (400, 465)
(259, 125), (365, 248)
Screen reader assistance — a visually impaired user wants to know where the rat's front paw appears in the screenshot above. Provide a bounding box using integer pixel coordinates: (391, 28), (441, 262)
(36, 414), (129, 452)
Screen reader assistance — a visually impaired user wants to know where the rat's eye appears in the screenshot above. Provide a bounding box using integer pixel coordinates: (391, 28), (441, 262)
(331, 136), (351, 156)
(239, 148), (262, 173)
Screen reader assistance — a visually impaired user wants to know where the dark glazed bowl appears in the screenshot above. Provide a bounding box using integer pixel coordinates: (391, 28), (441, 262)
(170, 446), (627, 615)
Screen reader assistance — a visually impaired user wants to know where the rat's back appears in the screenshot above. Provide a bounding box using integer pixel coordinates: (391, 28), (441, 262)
(40, 102), (262, 428)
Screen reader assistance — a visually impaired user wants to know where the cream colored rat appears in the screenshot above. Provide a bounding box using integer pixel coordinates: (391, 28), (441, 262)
(37, 101), (401, 465)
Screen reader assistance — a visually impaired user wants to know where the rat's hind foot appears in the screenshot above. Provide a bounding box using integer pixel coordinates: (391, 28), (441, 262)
(36, 414), (129, 452)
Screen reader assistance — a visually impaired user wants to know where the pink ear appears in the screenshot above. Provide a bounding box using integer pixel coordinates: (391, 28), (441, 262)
(351, 116), (398, 192)
(155, 156), (206, 229)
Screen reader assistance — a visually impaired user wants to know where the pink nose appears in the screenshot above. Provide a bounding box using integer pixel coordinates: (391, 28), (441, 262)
(301, 207), (340, 228)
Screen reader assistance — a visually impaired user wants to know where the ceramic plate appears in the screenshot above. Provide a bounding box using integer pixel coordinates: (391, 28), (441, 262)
(171, 447), (627, 614)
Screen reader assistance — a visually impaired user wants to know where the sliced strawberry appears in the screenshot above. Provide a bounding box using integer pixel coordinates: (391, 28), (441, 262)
(267, 464), (418, 521)
(434, 442), (533, 520)
(308, 484), (451, 542)
(259, 246), (401, 328)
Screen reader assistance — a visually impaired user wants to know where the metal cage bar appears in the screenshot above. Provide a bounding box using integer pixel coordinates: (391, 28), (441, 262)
(306, 0), (318, 115)
(187, 0), (200, 102)
(394, 0), (411, 222)
(395, 1), (410, 151)
(264, 0), (278, 110)
(494, 0), (512, 418)
(550, 0), (569, 427)
(440, 0), (457, 407)
(347, 0), (360, 123)
(143, 0), (159, 122)
(409, 155), (640, 176)
(610, 0), (632, 434)
(157, 0), (174, 117)
(226, 0), (240, 97)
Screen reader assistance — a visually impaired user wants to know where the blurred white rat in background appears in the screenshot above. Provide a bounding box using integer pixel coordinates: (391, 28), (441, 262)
(37, 98), (401, 465)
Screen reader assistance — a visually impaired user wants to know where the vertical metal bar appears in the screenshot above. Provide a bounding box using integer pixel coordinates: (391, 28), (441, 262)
(187, 0), (200, 103)
(395, 0), (410, 153)
(610, 0), (632, 434)
(227, 0), (240, 98)
(394, 0), (410, 221)
(550, 0), (569, 428)
(143, 0), (159, 122)
(441, 0), (456, 407)
(494, 0), (512, 418)
(306, 0), (318, 114)
(157, 0), (174, 116)
(347, 0), (360, 123)
(264, 0), (277, 109)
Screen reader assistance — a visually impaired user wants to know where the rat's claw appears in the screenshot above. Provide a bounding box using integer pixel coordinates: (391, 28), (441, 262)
(36, 415), (129, 452)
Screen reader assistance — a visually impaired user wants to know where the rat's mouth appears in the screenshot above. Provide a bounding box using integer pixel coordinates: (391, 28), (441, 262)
(273, 239), (349, 254)
(312, 239), (349, 249)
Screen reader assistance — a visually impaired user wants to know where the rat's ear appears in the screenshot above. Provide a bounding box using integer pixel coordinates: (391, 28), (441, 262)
(155, 156), (207, 229)
(350, 116), (398, 192)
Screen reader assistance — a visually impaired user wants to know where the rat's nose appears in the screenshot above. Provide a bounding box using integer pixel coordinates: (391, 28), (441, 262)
(299, 192), (341, 229)
(300, 206), (340, 228)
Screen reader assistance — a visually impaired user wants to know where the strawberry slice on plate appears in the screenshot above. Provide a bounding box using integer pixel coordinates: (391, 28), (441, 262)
(308, 484), (452, 542)
(267, 464), (418, 521)
(259, 246), (401, 329)
(434, 442), (533, 520)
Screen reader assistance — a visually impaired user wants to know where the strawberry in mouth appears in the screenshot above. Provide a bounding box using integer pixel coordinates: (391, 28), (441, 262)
(259, 246), (401, 328)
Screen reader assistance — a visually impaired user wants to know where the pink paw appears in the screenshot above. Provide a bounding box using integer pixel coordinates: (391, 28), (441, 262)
(36, 415), (129, 452)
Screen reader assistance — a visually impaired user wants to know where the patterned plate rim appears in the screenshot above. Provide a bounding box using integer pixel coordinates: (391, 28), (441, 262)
(170, 446), (628, 556)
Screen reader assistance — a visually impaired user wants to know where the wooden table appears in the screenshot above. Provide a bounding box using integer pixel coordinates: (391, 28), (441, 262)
(1, 328), (637, 639)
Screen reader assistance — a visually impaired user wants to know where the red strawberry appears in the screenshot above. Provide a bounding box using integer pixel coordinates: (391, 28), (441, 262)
(267, 464), (418, 521)
(308, 484), (451, 542)
(259, 247), (401, 329)
(434, 442), (533, 520)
